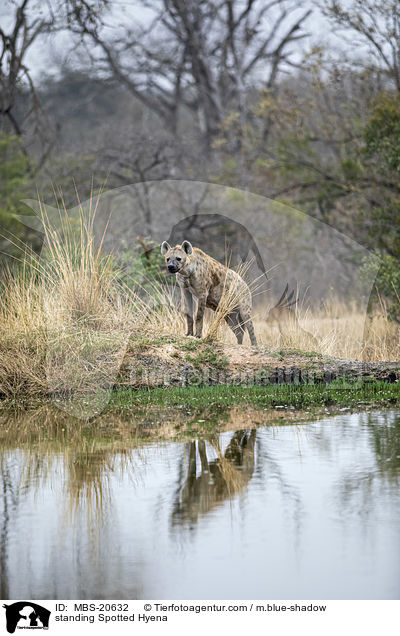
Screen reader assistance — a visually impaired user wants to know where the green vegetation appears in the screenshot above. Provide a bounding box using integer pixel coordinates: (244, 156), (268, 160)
(109, 381), (400, 413)
(361, 252), (400, 321)
(364, 92), (400, 174)
(0, 133), (36, 259)
(184, 344), (229, 370)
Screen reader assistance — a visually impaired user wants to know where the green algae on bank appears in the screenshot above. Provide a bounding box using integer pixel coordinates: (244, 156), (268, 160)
(110, 380), (400, 411)
(1, 380), (399, 432)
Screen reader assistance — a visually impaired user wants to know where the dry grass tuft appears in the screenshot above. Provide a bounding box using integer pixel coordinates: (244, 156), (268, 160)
(204, 262), (255, 342)
(0, 196), (144, 406)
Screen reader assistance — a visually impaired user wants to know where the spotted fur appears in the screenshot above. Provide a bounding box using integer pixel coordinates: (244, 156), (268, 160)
(161, 240), (257, 346)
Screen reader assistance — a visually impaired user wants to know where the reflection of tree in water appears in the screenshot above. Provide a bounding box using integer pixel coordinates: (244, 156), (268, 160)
(369, 412), (400, 482)
(0, 460), (19, 599)
(335, 412), (400, 520)
(171, 430), (256, 526)
(255, 434), (304, 541)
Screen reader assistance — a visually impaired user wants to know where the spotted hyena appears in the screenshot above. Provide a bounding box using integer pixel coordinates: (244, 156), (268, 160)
(161, 240), (257, 346)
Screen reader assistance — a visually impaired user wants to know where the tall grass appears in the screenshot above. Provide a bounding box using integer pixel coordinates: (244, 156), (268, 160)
(0, 196), (147, 408)
(254, 298), (400, 361)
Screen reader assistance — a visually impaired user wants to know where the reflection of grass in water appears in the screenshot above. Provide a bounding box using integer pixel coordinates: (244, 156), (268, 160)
(0, 403), (141, 525)
(66, 447), (115, 524)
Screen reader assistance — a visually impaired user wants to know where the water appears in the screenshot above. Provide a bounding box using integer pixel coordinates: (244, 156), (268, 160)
(0, 409), (399, 599)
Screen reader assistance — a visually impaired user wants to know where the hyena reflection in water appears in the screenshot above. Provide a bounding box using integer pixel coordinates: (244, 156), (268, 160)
(172, 430), (256, 525)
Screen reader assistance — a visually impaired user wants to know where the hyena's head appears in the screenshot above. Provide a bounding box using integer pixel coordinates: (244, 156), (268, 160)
(161, 240), (193, 274)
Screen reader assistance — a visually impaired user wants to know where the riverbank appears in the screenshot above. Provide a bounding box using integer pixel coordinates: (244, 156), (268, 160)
(1, 333), (399, 405)
(119, 335), (400, 389)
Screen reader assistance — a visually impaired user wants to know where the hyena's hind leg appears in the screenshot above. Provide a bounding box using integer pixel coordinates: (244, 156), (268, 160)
(239, 309), (258, 346)
(225, 311), (245, 345)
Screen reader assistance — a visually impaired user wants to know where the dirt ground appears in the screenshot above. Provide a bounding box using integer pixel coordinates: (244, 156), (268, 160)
(119, 336), (400, 389)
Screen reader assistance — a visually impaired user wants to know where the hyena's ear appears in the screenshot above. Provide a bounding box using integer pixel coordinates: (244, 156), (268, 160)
(161, 241), (171, 255)
(181, 240), (193, 255)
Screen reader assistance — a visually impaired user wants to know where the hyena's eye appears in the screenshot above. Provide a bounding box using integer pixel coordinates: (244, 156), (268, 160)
(176, 257), (181, 261)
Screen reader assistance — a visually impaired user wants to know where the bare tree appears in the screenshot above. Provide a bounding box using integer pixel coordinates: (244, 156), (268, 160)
(0, 0), (88, 164)
(0, 2), (53, 142)
(67, 0), (311, 149)
(98, 132), (177, 234)
(321, 0), (400, 92)
(0, 0), (112, 165)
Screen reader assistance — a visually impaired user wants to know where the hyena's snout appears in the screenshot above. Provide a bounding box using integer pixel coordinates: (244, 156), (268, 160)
(166, 256), (184, 273)
(167, 261), (179, 273)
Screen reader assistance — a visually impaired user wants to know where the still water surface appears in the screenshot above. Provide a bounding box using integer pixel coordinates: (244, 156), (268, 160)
(1, 409), (399, 599)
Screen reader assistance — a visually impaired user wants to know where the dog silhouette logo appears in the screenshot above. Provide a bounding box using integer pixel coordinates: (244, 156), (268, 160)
(2, 602), (51, 633)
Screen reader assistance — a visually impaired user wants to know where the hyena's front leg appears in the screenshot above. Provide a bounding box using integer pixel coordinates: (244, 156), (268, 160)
(182, 288), (194, 336)
(195, 295), (206, 338)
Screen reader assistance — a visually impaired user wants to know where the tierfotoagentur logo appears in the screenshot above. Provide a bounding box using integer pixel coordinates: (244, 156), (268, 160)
(2, 603), (51, 633)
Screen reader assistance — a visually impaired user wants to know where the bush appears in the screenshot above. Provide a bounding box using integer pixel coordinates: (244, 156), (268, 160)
(361, 252), (400, 322)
